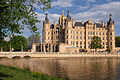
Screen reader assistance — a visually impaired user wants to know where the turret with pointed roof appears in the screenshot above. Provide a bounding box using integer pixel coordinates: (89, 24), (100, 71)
(67, 9), (71, 21)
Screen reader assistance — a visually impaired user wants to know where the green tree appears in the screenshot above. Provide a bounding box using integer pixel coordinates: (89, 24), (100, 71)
(0, 39), (10, 51)
(115, 36), (120, 47)
(28, 34), (41, 43)
(10, 35), (28, 51)
(28, 34), (41, 49)
(0, 0), (51, 39)
(90, 36), (102, 52)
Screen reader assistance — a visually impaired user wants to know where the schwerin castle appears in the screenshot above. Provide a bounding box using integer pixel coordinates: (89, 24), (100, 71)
(32, 10), (120, 53)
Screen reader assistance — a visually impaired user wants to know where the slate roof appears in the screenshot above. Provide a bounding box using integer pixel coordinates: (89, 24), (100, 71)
(75, 22), (84, 26)
(50, 24), (54, 29)
(95, 23), (103, 27)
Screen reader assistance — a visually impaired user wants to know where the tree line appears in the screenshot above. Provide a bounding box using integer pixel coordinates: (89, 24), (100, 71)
(0, 35), (41, 52)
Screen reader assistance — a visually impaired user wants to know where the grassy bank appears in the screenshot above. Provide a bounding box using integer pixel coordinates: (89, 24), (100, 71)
(0, 64), (62, 80)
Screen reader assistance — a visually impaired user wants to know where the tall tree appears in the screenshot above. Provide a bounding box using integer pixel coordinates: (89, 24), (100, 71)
(10, 35), (28, 51)
(0, 0), (51, 39)
(90, 36), (102, 52)
(0, 39), (10, 51)
(28, 34), (41, 49)
(28, 34), (41, 43)
(115, 36), (120, 47)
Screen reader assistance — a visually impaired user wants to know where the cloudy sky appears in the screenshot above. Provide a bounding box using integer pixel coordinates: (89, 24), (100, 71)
(21, 0), (120, 38)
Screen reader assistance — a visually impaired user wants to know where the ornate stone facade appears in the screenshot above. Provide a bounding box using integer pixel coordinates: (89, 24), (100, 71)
(32, 10), (115, 53)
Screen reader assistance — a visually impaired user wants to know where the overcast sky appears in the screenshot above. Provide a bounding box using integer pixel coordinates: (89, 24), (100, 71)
(20, 0), (120, 38)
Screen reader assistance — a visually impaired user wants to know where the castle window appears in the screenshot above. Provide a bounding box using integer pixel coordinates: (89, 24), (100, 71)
(96, 32), (98, 35)
(80, 46), (82, 48)
(88, 41), (90, 45)
(103, 37), (104, 40)
(103, 42), (104, 45)
(76, 36), (78, 39)
(80, 36), (82, 39)
(66, 41), (68, 44)
(91, 32), (92, 35)
(73, 31), (74, 34)
(93, 32), (95, 35)
(67, 35), (68, 39)
(99, 32), (101, 35)
(111, 42), (112, 45)
(88, 36), (90, 39)
(88, 32), (90, 35)
(73, 36), (74, 39)
(67, 30), (68, 33)
(103, 33), (104, 35)
(48, 32), (49, 35)
(76, 31), (78, 34)
(48, 36), (50, 39)
(110, 37), (112, 40)
(80, 31), (82, 35)
(91, 36), (92, 39)
(80, 41), (82, 45)
(110, 33), (112, 35)
(76, 41), (78, 45)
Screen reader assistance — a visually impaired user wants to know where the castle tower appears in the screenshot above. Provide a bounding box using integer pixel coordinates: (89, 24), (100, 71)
(107, 14), (115, 50)
(43, 13), (51, 43)
(59, 10), (66, 28)
(65, 9), (74, 45)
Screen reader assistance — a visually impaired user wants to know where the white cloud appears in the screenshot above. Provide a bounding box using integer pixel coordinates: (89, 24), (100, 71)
(52, 0), (73, 7)
(71, 2), (120, 25)
(87, 0), (96, 3)
(79, 6), (90, 9)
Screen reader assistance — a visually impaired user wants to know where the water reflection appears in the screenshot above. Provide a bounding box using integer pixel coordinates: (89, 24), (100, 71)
(0, 57), (120, 80)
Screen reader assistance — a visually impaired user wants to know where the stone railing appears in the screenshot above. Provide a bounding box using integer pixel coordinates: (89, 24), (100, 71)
(0, 52), (120, 58)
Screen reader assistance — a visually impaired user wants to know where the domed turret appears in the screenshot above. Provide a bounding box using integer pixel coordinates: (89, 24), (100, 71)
(45, 13), (49, 24)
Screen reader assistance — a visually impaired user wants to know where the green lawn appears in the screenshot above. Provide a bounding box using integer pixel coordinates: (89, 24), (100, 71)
(0, 64), (62, 80)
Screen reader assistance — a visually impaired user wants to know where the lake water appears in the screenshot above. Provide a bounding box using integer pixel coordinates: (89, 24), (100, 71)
(0, 57), (120, 80)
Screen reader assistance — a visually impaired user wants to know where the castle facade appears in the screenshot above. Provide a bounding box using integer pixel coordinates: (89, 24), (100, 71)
(32, 10), (115, 53)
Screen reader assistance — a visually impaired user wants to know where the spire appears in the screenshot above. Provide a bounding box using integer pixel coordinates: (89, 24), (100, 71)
(67, 9), (71, 21)
(110, 13), (112, 18)
(45, 13), (49, 23)
(108, 13), (113, 25)
(67, 9), (69, 15)
(62, 10), (64, 16)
